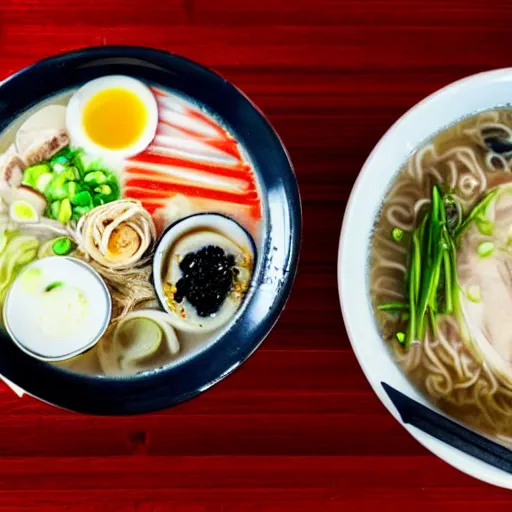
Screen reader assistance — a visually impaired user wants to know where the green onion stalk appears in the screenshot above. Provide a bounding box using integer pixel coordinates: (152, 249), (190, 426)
(379, 185), (491, 348)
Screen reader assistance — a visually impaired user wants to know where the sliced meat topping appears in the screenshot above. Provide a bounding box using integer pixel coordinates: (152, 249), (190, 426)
(22, 129), (69, 166)
(0, 145), (25, 187)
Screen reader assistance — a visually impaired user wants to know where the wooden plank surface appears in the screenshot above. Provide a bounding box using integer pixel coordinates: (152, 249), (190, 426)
(1, 0), (511, 508)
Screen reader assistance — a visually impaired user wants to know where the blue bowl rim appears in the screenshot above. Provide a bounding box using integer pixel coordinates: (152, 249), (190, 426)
(0, 45), (302, 415)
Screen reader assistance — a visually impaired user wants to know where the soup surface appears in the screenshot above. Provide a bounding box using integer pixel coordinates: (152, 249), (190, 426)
(371, 108), (512, 442)
(0, 76), (264, 376)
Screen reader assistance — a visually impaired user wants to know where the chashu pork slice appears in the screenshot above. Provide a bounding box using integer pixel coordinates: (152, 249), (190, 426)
(21, 129), (69, 166)
(0, 144), (25, 187)
(458, 184), (512, 379)
(16, 105), (69, 166)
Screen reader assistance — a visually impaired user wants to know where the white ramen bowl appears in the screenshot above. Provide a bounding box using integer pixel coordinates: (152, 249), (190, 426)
(338, 68), (512, 489)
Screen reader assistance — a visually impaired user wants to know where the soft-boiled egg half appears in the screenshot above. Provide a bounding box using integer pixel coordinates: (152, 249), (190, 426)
(66, 75), (158, 160)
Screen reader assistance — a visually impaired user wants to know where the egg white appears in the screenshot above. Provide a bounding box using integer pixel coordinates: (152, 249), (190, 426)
(66, 75), (158, 160)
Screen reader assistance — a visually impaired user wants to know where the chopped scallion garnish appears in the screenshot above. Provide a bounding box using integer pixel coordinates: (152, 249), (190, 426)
(466, 284), (481, 303)
(454, 189), (499, 242)
(391, 227), (405, 243)
(477, 241), (495, 258)
(476, 217), (494, 236)
(45, 281), (64, 293)
(378, 302), (409, 312)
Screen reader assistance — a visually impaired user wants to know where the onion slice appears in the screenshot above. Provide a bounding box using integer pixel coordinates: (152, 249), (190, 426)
(97, 309), (180, 376)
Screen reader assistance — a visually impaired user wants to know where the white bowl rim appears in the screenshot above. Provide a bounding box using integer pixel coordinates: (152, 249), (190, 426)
(338, 67), (512, 489)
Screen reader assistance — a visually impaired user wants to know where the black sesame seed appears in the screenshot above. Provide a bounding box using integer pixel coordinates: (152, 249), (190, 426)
(174, 245), (237, 317)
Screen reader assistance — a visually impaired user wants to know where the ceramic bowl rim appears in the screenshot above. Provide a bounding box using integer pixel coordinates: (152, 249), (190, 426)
(0, 45), (302, 415)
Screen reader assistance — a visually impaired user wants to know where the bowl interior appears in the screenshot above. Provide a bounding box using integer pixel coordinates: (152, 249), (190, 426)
(338, 68), (512, 488)
(0, 46), (301, 414)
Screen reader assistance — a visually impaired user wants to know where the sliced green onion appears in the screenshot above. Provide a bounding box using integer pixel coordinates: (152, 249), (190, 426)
(93, 195), (105, 207)
(412, 229), (422, 303)
(391, 227), (404, 243)
(73, 205), (91, 218)
(477, 241), (495, 258)
(476, 217), (494, 236)
(95, 184), (112, 197)
(52, 156), (68, 165)
(57, 198), (72, 224)
(50, 200), (61, 219)
(22, 164), (51, 188)
(60, 169), (77, 183)
(71, 190), (93, 207)
(45, 281), (63, 292)
(378, 302), (409, 312)
(454, 188), (499, 241)
(396, 332), (405, 344)
(442, 250), (453, 313)
(428, 306), (437, 338)
(35, 172), (52, 193)
(436, 186), (446, 224)
(64, 181), (80, 201)
(466, 284), (481, 303)
(52, 237), (74, 256)
(52, 163), (66, 174)
(84, 170), (107, 186)
(405, 230), (421, 348)
(48, 178), (68, 200)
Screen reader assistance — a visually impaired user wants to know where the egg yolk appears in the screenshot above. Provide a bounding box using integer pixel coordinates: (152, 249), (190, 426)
(82, 88), (148, 150)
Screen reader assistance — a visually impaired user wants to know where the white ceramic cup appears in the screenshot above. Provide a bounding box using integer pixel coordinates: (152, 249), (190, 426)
(338, 68), (512, 488)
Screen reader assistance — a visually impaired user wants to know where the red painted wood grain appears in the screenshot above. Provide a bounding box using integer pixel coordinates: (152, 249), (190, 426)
(0, 0), (511, 509)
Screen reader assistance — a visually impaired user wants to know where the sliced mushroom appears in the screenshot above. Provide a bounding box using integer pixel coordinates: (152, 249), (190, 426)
(0, 145), (25, 187)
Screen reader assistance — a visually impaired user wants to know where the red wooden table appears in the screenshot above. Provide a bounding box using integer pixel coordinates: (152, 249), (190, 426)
(1, 0), (512, 509)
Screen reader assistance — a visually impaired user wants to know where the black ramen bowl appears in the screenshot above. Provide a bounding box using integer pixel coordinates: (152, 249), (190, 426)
(0, 46), (301, 414)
